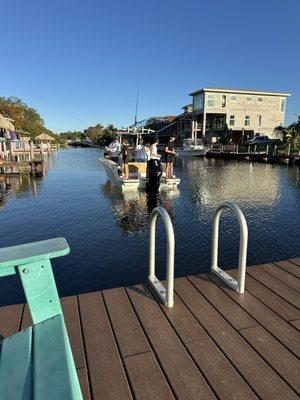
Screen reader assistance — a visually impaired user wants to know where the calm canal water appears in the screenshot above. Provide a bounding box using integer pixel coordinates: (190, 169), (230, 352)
(1, 148), (299, 306)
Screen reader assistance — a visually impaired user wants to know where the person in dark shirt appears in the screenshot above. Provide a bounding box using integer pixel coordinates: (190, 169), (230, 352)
(121, 137), (131, 179)
(165, 135), (176, 179)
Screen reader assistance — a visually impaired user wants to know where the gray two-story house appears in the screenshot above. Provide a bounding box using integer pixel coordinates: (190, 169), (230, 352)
(189, 87), (291, 142)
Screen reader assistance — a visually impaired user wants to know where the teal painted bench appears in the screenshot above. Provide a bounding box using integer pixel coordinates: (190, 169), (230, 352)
(0, 238), (83, 400)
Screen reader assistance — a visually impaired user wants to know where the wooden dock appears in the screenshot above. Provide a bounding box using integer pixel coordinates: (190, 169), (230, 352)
(1, 259), (299, 400)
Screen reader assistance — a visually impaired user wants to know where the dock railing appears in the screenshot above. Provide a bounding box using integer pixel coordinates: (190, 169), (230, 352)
(148, 207), (175, 307)
(211, 201), (248, 293)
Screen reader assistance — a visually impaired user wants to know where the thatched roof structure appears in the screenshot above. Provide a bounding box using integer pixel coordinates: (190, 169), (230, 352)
(35, 133), (55, 141)
(0, 114), (15, 130)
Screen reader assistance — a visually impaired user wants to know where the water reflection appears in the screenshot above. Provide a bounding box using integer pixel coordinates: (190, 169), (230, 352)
(101, 182), (179, 235)
(177, 157), (281, 207)
(0, 175), (39, 208)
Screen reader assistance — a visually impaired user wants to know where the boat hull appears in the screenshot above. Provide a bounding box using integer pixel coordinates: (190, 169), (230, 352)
(176, 149), (206, 157)
(99, 157), (180, 191)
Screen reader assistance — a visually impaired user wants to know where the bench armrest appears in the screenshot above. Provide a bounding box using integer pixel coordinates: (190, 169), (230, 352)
(0, 238), (70, 269)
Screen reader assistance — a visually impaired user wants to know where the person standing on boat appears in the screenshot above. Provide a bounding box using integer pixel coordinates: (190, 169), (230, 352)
(145, 142), (151, 161)
(165, 135), (176, 179)
(150, 138), (161, 160)
(108, 138), (121, 163)
(135, 138), (146, 162)
(121, 137), (130, 179)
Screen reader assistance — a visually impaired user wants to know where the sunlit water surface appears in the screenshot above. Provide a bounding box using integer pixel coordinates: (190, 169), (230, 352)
(0, 148), (299, 306)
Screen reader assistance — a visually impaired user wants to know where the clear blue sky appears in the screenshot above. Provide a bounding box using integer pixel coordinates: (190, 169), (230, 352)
(1, 0), (299, 132)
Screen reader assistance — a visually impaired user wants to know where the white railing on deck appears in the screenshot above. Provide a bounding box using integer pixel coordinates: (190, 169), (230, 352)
(148, 207), (175, 307)
(211, 201), (248, 293)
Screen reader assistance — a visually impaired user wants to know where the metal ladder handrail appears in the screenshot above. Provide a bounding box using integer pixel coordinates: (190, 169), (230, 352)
(148, 207), (175, 307)
(211, 201), (248, 293)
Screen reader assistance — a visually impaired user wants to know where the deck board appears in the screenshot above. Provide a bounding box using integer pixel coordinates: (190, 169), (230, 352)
(175, 277), (299, 400)
(261, 263), (300, 292)
(78, 292), (133, 400)
(124, 352), (175, 400)
(247, 266), (300, 308)
(1, 260), (300, 400)
(0, 304), (23, 338)
(240, 326), (300, 395)
(275, 259), (300, 278)
(210, 271), (300, 357)
(186, 338), (258, 400)
(188, 274), (257, 330)
(102, 287), (150, 358)
(126, 284), (216, 400)
(229, 270), (300, 321)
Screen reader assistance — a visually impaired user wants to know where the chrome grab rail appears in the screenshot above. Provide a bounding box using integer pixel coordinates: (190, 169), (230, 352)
(148, 207), (175, 307)
(211, 201), (248, 293)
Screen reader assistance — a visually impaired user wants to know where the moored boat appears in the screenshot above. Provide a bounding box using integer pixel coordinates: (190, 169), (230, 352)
(99, 156), (180, 191)
(176, 138), (207, 157)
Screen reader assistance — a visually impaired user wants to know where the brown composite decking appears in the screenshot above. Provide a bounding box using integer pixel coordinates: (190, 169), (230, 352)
(1, 259), (300, 400)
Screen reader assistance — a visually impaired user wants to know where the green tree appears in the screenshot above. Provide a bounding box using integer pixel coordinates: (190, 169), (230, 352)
(0, 96), (54, 139)
(84, 123), (104, 141)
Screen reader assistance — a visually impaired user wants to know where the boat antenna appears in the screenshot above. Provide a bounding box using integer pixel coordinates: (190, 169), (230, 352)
(134, 82), (140, 126)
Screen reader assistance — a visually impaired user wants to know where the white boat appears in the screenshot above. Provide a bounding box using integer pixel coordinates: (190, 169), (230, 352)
(99, 156), (180, 191)
(176, 139), (207, 157)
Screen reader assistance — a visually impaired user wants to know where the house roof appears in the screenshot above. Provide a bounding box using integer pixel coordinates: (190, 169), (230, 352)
(189, 87), (291, 97)
(0, 114), (15, 130)
(35, 133), (55, 141)
(181, 104), (193, 109)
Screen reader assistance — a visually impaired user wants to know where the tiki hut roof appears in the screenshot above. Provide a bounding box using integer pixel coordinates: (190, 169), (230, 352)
(0, 114), (15, 130)
(35, 133), (55, 141)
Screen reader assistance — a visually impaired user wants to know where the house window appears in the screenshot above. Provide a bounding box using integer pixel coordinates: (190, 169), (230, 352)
(221, 95), (227, 108)
(229, 115), (235, 126)
(257, 97), (263, 102)
(280, 98), (286, 112)
(207, 94), (215, 108)
(230, 95), (237, 101)
(193, 93), (204, 111)
(246, 96), (252, 102)
(257, 115), (262, 126)
(245, 116), (250, 126)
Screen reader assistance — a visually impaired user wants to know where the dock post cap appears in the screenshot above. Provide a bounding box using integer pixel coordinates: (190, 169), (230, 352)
(148, 206), (175, 307)
(211, 201), (248, 293)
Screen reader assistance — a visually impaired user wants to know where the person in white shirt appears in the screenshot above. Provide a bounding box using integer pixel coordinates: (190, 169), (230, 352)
(135, 139), (146, 162)
(107, 138), (121, 163)
(150, 139), (161, 160)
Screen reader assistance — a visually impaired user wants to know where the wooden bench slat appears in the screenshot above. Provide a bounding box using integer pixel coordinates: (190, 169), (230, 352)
(126, 284), (216, 400)
(0, 327), (32, 400)
(33, 314), (82, 399)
